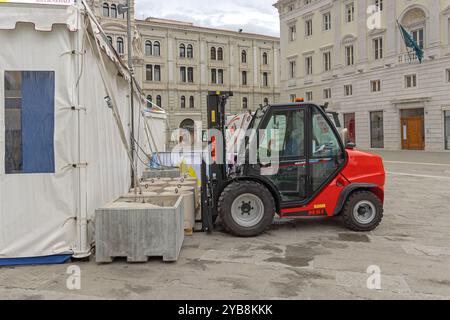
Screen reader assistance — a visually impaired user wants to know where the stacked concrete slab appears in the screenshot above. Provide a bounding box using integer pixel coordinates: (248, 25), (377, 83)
(142, 168), (181, 179)
(95, 195), (185, 263)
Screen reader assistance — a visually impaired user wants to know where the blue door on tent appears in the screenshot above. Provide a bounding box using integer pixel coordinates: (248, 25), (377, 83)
(4, 71), (55, 174)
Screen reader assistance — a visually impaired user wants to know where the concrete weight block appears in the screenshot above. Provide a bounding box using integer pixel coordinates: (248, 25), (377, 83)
(95, 195), (185, 263)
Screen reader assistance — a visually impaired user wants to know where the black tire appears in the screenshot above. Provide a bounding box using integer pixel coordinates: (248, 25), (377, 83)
(218, 181), (275, 237)
(342, 190), (383, 232)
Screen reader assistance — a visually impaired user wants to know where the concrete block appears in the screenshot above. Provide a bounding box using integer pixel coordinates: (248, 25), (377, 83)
(142, 168), (181, 179)
(95, 195), (185, 263)
(160, 188), (196, 234)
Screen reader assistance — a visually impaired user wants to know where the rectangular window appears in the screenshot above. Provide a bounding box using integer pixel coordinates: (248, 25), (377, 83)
(305, 19), (313, 37)
(370, 111), (384, 148)
(371, 80), (381, 92)
(4, 71), (55, 174)
(305, 56), (313, 75)
(180, 67), (186, 83)
(146, 64), (153, 81)
(289, 24), (296, 41)
(323, 51), (331, 71)
(290, 94), (297, 102)
(446, 69), (450, 83)
(445, 110), (450, 150)
(154, 65), (161, 82)
(323, 12), (331, 31)
(345, 45), (354, 66)
(306, 91), (313, 101)
(405, 74), (417, 88)
(345, 2), (355, 23)
(344, 84), (353, 96)
(263, 72), (269, 87)
(412, 28), (424, 49)
(289, 60), (296, 79)
(373, 37), (383, 60)
(211, 69), (217, 84)
(218, 69), (224, 84)
(323, 88), (331, 99)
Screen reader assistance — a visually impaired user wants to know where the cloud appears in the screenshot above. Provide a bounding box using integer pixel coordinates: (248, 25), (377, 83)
(134, 0), (280, 37)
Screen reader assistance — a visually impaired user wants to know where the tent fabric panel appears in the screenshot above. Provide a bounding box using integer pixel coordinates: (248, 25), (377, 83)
(0, 254), (72, 267)
(0, 24), (78, 259)
(0, 3), (79, 32)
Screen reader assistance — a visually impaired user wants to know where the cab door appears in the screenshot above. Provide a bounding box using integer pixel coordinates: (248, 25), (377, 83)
(257, 107), (307, 203)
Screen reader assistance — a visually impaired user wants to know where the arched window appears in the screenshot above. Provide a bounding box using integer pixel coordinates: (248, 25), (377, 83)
(263, 52), (268, 65)
(241, 50), (247, 63)
(189, 96), (195, 109)
(102, 3), (109, 17)
(217, 47), (223, 61)
(401, 8), (427, 50)
(117, 37), (124, 54)
(107, 36), (113, 45)
(146, 64), (153, 81)
(145, 41), (152, 56)
(243, 97), (248, 109)
(181, 96), (186, 109)
(180, 44), (186, 58)
(153, 41), (160, 56)
(156, 95), (162, 107)
(187, 67), (194, 83)
(147, 95), (153, 108)
(110, 4), (117, 18)
(187, 44), (193, 58)
(211, 47), (216, 60)
(264, 97), (269, 105)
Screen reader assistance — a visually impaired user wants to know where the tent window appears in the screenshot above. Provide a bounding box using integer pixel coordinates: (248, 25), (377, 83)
(4, 71), (55, 174)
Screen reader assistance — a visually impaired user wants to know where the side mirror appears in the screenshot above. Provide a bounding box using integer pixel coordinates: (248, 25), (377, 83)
(346, 142), (356, 150)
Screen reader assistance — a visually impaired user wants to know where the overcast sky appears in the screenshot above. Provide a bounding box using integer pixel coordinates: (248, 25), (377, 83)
(135, 0), (280, 37)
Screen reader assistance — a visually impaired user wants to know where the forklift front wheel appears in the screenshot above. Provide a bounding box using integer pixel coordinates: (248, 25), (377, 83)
(342, 190), (383, 232)
(218, 181), (275, 237)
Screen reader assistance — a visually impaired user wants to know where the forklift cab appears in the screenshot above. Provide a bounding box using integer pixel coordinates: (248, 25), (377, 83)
(242, 102), (346, 206)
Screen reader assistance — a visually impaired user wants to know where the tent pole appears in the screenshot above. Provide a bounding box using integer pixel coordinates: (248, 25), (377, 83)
(126, 0), (136, 189)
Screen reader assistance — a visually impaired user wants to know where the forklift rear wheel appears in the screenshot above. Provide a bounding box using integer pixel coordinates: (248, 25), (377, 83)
(218, 181), (275, 237)
(342, 191), (383, 232)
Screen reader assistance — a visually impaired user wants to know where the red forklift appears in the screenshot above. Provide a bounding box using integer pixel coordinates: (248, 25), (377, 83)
(201, 92), (385, 237)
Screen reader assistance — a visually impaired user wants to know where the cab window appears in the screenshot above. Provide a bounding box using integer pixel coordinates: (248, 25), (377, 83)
(310, 106), (345, 192)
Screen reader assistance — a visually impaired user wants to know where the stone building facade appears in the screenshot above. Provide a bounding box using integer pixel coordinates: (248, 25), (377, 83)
(90, 0), (281, 139)
(275, 0), (450, 151)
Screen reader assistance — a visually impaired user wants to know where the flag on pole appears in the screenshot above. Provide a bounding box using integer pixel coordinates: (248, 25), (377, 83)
(398, 22), (424, 63)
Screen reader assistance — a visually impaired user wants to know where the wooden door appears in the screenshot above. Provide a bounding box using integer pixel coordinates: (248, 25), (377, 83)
(401, 117), (424, 150)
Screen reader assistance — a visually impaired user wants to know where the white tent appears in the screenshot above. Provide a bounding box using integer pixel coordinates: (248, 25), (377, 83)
(0, 1), (165, 263)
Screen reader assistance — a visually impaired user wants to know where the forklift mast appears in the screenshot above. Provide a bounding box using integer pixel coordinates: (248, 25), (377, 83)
(201, 91), (233, 231)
